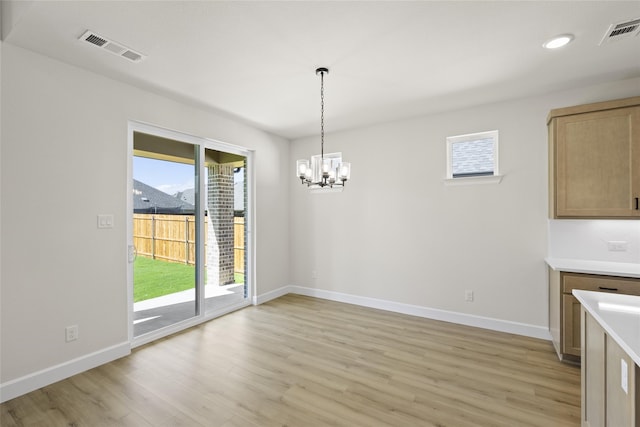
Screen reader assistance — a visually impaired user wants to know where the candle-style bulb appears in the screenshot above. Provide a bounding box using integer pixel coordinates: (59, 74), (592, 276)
(339, 162), (351, 181)
(296, 159), (310, 178)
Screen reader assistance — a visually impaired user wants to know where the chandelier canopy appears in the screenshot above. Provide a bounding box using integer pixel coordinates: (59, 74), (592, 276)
(296, 67), (351, 189)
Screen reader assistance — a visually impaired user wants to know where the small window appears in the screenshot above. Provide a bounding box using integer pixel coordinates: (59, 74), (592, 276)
(446, 130), (499, 180)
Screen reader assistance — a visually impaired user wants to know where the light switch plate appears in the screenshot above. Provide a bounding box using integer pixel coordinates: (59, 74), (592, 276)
(97, 214), (114, 229)
(465, 290), (474, 302)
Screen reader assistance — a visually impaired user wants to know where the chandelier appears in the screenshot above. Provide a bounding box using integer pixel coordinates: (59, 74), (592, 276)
(296, 67), (351, 189)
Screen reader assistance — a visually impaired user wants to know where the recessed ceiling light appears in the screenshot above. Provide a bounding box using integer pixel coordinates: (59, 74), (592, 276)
(543, 34), (574, 49)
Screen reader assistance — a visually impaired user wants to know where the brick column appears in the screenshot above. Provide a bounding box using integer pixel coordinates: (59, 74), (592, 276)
(207, 164), (235, 286)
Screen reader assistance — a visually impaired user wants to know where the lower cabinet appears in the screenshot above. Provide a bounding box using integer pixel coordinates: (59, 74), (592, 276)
(562, 294), (582, 357)
(606, 335), (638, 426)
(549, 269), (640, 363)
(581, 308), (639, 426)
(582, 311), (605, 426)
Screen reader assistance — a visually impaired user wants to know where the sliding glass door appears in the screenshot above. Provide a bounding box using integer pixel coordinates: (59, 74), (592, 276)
(128, 124), (251, 344)
(132, 137), (198, 337)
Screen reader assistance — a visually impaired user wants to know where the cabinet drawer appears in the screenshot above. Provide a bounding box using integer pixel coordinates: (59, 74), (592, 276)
(563, 273), (640, 296)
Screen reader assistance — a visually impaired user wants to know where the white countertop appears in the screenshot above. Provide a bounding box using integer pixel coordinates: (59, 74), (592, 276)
(573, 290), (640, 366)
(546, 257), (640, 279)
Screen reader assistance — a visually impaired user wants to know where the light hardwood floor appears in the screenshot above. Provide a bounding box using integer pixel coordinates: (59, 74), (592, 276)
(1, 294), (580, 426)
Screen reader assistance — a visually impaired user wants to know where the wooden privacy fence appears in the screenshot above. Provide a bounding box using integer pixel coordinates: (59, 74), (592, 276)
(133, 214), (245, 273)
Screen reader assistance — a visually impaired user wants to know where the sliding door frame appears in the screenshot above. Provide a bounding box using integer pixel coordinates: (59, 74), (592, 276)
(126, 120), (255, 348)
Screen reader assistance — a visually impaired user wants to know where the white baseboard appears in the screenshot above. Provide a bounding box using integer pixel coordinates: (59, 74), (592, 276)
(3, 288), (549, 403)
(0, 342), (130, 403)
(256, 285), (551, 341)
(252, 285), (290, 305)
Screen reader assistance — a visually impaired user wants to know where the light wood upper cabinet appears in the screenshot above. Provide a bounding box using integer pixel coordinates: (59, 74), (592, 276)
(548, 97), (640, 219)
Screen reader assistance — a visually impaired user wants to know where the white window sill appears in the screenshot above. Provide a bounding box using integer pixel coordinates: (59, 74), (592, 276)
(443, 175), (503, 186)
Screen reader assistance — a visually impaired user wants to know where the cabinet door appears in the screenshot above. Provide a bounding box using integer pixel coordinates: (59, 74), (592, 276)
(562, 294), (581, 356)
(582, 310), (606, 427)
(555, 106), (640, 218)
(606, 335), (636, 426)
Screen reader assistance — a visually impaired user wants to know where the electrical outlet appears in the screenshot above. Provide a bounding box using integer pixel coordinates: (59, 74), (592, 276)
(607, 241), (628, 252)
(621, 358), (628, 394)
(465, 290), (474, 302)
(65, 325), (79, 342)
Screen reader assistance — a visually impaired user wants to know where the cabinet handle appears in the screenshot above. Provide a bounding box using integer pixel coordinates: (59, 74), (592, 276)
(635, 197), (639, 210)
(598, 286), (618, 292)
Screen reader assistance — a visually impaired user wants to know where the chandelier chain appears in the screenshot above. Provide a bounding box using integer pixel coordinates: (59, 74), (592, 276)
(295, 67), (349, 189)
(320, 70), (325, 160)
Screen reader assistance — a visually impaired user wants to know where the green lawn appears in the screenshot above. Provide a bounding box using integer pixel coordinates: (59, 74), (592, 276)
(134, 257), (244, 302)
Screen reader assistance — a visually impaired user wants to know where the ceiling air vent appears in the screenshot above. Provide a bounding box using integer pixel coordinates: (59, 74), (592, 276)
(599, 18), (640, 45)
(79, 30), (146, 63)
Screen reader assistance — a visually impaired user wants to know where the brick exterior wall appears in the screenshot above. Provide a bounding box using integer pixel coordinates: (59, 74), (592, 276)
(206, 164), (235, 286)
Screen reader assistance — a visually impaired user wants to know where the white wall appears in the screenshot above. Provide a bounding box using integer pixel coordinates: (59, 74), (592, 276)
(290, 76), (640, 332)
(549, 220), (640, 263)
(0, 44), (290, 387)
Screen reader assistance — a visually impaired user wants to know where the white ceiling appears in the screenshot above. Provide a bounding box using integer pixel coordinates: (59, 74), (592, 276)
(3, 1), (640, 140)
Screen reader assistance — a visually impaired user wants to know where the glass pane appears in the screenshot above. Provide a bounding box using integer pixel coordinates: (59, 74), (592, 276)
(451, 137), (494, 177)
(309, 152), (342, 185)
(204, 148), (248, 314)
(132, 144), (197, 337)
